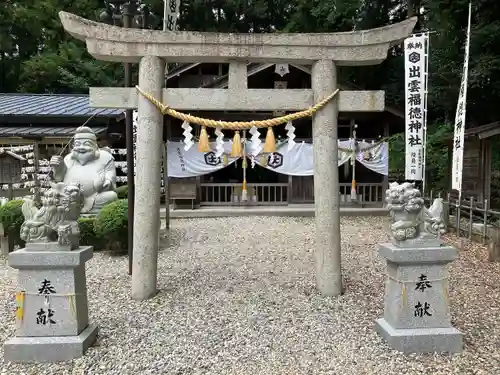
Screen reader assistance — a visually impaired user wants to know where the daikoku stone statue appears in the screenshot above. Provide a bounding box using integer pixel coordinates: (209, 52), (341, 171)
(50, 126), (117, 215)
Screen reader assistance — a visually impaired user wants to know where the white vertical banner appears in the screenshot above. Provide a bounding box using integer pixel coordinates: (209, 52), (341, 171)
(404, 33), (429, 181)
(164, 0), (180, 31)
(451, 3), (472, 193)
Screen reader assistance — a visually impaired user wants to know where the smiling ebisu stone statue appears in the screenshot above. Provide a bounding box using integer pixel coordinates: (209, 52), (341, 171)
(50, 126), (117, 215)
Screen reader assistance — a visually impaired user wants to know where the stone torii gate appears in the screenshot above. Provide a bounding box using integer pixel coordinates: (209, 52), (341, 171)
(60, 11), (416, 301)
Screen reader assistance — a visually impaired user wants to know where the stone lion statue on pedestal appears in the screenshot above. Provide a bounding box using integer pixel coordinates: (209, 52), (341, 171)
(386, 182), (446, 244)
(20, 182), (84, 250)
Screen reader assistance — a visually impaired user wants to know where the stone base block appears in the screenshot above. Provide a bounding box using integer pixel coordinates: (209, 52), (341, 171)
(4, 323), (98, 363)
(375, 318), (463, 354)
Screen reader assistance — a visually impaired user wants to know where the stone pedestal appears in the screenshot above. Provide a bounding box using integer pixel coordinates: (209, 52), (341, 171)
(3, 246), (98, 363)
(375, 242), (463, 354)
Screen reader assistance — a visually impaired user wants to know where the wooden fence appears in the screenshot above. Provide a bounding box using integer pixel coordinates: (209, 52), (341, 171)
(427, 190), (500, 245)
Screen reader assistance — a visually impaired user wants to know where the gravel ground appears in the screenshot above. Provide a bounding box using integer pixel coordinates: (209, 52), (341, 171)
(1, 216), (499, 375)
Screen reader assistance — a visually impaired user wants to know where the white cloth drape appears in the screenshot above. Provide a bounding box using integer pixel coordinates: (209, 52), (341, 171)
(166, 140), (389, 177)
(166, 141), (238, 178)
(355, 141), (389, 176)
(252, 140), (353, 176)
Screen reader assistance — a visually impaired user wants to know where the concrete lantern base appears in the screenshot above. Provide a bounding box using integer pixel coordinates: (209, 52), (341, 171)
(4, 323), (98, 363)
(375, 242), (463, 354)
(375, 318), (463, 354)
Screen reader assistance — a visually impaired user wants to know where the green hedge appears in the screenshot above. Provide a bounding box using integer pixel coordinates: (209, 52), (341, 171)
(0, 198), (129, 255)
(0, 200), (25, 249)
(78, 217), (105, 250)
(115, 185), (128, 199)
(93, 199), (128, 255)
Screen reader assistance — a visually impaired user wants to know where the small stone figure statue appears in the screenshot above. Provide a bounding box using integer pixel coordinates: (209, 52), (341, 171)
(386, 182), (446, 246)
(20, 183), (84, 250)
(50, 126), (117, 215)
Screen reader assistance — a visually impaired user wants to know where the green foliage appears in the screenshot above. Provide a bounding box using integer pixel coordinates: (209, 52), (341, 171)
(389, 123), (454, 191)
(77, 217), (105, 250)
(491, 173), (500, 208)
(0, 200), (25, 248)
(0, 0), (123, 93)
(93, 199), (128, 255)
(423, 124), (454, 192)
(0, 200), (24, 234)
(115, 185), (128, 200)
(174, 0), (292, 33)
(388, 133), (405, 180)
(425, 0), (500, 125)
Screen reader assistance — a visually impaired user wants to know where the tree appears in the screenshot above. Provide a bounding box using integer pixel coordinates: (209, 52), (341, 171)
(424, 0), (500, 125)
(0, 0), (123, 93)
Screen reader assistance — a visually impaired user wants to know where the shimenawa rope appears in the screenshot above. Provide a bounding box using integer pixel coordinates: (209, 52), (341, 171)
(135, 85), (340, 130)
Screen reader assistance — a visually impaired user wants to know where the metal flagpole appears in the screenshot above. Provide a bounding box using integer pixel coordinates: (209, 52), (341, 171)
(162, 0), (181, 228)
(422, 32), (430, 195)
(123, 1), (136, 276)
(162, 0), (169, 230)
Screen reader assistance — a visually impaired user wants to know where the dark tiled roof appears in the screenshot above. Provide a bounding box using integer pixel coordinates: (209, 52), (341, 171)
(0, 93), (123, 117)
(166, 63), (200, 79)
(0, 126), (107, 137)
(464, 121), (500, 138)
(443, 121), (500, 141)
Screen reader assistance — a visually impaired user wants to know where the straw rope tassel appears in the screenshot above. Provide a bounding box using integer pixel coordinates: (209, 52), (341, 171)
(401, 283), (407, 308)
(15, 291), (25, 321)
(231, 131), (242, 157)
(263, 127), (276, 153)
(198, 126), (211, 152)
(242, 178), (247, 196)
(135, 85), (340, 130)
(69, 295), (77, 318)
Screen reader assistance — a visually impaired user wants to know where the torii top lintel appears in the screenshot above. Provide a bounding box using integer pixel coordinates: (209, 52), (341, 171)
(59, 11), (417, 66)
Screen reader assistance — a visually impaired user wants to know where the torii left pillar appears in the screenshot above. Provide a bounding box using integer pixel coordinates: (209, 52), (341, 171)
(312, 60), (342, 296)
(131, 56), (165, 300)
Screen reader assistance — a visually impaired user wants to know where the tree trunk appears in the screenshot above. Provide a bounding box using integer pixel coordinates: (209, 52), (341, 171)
(408, 0), (414, 17)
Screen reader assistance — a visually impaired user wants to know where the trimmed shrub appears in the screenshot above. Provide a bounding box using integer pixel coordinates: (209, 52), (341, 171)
(93, 199), (128, 255)
(77, 217), (105, 250)
(115, 185), (128, 199)
(0, 199), (25, 249)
